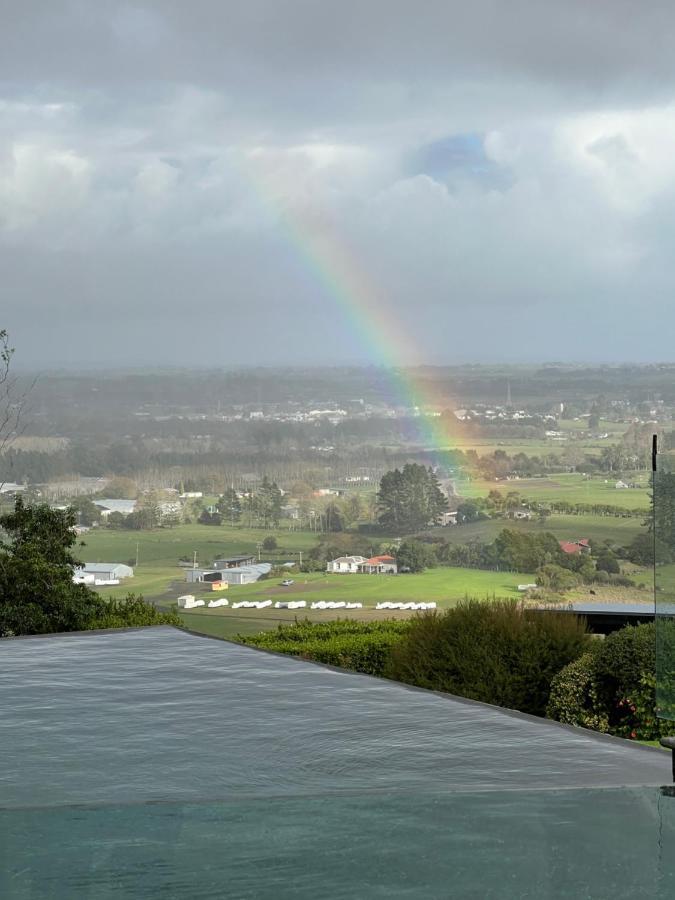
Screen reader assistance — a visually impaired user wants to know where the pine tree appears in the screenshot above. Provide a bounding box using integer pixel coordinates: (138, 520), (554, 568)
(377, 464), (448, 532)
(217, 487), (242, 524)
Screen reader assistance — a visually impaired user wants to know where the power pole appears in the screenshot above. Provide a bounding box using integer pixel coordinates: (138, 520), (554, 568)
(256, 541), (262, 561)
(135, 542), (139, 568)
(193, 550), (197, 569)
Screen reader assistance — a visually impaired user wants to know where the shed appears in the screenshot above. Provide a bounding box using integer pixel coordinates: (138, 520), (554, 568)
(77, 563), (134, 581)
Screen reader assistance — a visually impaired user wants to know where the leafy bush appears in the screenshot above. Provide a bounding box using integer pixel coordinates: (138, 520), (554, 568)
(396, 540), (436, 572)
(387, 599), (591, 717)
(535, 563), (582, 592)
(262, 536), (278, 551)
(89, 594), (182, 630)
(546, 649), (609, 732)
(596, 553), (620, 574)
(240, 619), (409, 676)
(548, 623), (675, 740)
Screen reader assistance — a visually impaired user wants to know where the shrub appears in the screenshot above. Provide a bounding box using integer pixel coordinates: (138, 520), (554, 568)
(548, 623), (675, 740)
(535, 564), (582, 592)
(396, 540), (436, 573)
(387, 599), (590, 717)
(262, 536), (278, 551)
(89, 594), (182, 630)
(240, 619), (410, 676)
(596, 554), (620, 574)
(546, 649), (609, 732)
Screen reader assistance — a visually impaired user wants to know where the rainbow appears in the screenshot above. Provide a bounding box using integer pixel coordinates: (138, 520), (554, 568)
(239, 150), (471, 461)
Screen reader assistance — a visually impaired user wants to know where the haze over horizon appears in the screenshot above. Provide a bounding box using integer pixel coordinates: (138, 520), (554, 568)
(3, 2), (675, 368)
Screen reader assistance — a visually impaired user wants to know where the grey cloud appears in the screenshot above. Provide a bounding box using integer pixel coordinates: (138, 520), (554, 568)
(3, 2), (675, 368)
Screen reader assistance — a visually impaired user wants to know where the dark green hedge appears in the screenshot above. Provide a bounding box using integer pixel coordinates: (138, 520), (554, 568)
(89, 594), (181, 630)
(387, 600), (591, 717)
(240, 619), (409, 676)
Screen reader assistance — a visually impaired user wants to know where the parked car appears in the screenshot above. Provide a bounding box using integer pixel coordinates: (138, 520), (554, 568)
(281, 579), (295, 586)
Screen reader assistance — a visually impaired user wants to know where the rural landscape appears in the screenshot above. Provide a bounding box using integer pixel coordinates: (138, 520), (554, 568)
(1, 360), (668, 644)
(7, 3), (675, 893)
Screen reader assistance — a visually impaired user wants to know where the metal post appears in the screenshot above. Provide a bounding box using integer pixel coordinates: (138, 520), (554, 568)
(660, 737), (675, 782)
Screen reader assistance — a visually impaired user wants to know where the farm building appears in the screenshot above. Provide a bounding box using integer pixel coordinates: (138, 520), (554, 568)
(359, 555), (398, 574)
(75, 563), (134, 581)
(212, 555), (257, 569)
(326, 555), (367, 574)
(0, 482), (27, 496)
(93, 499), (137, 517)
(185, 563), (271, 585)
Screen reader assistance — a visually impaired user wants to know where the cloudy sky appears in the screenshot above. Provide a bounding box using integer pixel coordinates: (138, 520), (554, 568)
(3, 1), (675, 368)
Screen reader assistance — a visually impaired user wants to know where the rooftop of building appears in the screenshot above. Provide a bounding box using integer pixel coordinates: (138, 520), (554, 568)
(2, 626), (673, 897)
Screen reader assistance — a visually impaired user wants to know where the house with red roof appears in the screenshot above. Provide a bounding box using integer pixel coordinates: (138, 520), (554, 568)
(358, 555), (398, 575)
(559, 539), (591, 556)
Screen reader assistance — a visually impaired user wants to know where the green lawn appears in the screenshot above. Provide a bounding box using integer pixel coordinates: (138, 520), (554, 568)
(80, 524), (321, 601)
(222, 567), (533, 603)
(460, 472), (650, 509)
(176, 566), (535, 640)
(80, 523), (319, 567)
(429, 513), (643, 547)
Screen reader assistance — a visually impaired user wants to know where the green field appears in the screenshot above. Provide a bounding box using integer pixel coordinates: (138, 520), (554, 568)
(176, 566), (535, 640)
(460, 472), (650, 509)
(430, 513), (643, 546)
(80, 507), (648, 607)
(80, 524), (320, 600)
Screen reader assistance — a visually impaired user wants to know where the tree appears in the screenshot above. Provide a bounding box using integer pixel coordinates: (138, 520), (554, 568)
(0, 329), (30, 462)
(103, 476), (139, 499)
(537, 506), (551, 526)
(217, 487), (242, 524)
(396, 540), (437, 573)
(343, 494), (363, 527)
(255, 476), (283, 528)
(324, 501), (346, 532)
(0, 498), (104, 636)
(262, 535), (278, 551)
(68, 496), (102, 527)
(596, 550), (620, 574)
(536, 564), (582, 592)
(456, 500), (485, 525)
(377, 464), (447, 532)
(198, 509), (222, 526)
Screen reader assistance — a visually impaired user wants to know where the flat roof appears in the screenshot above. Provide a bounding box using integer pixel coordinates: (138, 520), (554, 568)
(0, 626), (668, 809)
(2, 627), (674, 897)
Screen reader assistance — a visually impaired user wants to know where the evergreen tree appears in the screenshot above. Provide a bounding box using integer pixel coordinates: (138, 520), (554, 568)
(255, 476), (283, 528)
(377, 464), (448, 532)
(217, 487), (242, 524)
(324, 501), (346, 532)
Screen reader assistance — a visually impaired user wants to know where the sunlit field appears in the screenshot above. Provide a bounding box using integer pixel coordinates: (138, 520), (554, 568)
(459, 471), (650, 510)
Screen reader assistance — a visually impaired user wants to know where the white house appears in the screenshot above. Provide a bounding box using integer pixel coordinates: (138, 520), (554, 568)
(439, 511), (458, 526)
(326, 555), (366, 574)
(358, 555), (398, 575)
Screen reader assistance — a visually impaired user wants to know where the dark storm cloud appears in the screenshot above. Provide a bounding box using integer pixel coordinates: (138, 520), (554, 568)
(3, 2), (675, 367)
